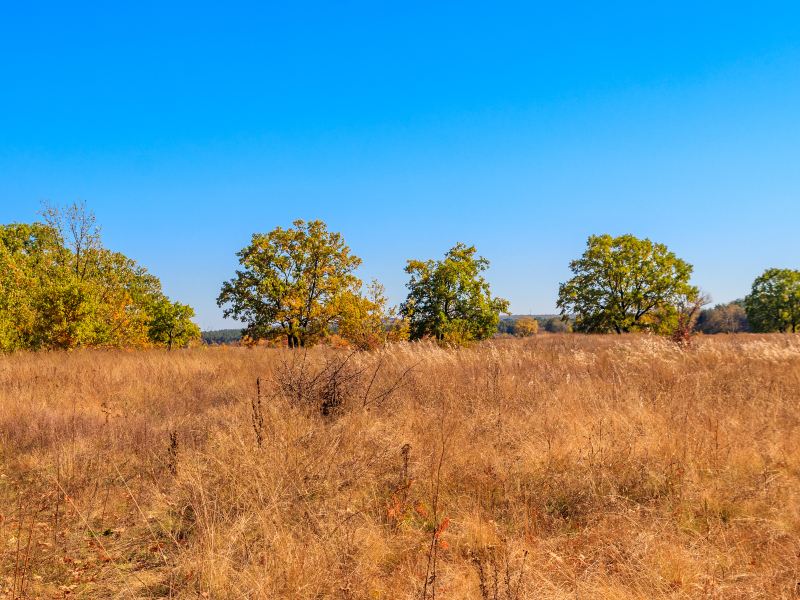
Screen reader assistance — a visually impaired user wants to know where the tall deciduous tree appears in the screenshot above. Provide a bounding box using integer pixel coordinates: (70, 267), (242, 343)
(745, 268), (800, 333)
(400, 243), (509, 343)
(217, 220), (362, 347)
(557, 234), (699, 334)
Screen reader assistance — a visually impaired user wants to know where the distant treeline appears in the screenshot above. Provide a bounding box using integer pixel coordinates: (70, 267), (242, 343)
(501, 304), (748, 337)
(695, 300), (750, 333)
(204, 318), (566, 344)
(202, 329), (243, 344)
(204, 308), (750, 344)
(497, 315), (569, 335)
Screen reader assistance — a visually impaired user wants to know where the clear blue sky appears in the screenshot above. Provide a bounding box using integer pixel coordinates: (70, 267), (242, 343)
(2, 2), (799, 329)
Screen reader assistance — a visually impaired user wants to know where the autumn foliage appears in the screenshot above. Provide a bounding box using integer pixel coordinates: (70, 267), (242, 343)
(0, 203), (199, 351)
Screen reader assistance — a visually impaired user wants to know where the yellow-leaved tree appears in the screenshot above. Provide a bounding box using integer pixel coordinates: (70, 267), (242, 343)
(513, 316), (539, 337)
(217, 219), (364, 348)
(335, 280), (408, 349)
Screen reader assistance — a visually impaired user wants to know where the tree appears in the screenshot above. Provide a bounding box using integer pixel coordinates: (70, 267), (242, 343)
(217, 220), (362, 348)
(543, 316), (571, 333)
(335, 280), (407, 349)
(557, 234), (699, 334)
(0, 203), (200, 351)
(40, 200), (102, 281)
(513, 316), (539, 337)
(745, 268), (800, 333)
(0, 223), (59, 351)
(148, 299), (202, 349)
(696, 301), (749, 333)
(400, 243), (509, 343)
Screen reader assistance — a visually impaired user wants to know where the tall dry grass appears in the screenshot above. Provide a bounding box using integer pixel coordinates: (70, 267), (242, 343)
(1, 335), (799, 599)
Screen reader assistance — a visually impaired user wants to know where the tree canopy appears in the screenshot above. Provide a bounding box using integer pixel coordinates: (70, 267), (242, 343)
(745, 268), (800, 333)
(557, 234), (699, 334)
(334, 279), (408, 349)
(0, 203), (200, 351)
(147, 298), (201, 350)
(400, 243), (509, 343)
(217, 220), (364, 347)
(513, 316), (539, 337)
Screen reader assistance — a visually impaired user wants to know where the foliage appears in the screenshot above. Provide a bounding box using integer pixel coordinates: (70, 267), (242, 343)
(543, 316), (571, 333)
(745, 268), (800, 333)
(217, 220), (363, 347)
(696, 300), (749, 333)
(201, 329), (243, 344)
(513, 316), (539, 336)
(0, 223), (56, 351)
(0, 203), (199, 351)
(335, 280), (408, 350)
(498, 315), (568, 335)
(148, 299), (201, 349)
(400, 243), (509, 343)
(557, 234), (699, 334)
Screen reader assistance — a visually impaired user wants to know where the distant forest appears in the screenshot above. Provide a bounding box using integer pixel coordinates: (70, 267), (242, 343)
(202, 303), (749, 345)
(201, 329), (244, 345)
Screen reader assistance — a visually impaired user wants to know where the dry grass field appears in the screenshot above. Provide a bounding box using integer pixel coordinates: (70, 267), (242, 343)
(1, 335), (799, 599)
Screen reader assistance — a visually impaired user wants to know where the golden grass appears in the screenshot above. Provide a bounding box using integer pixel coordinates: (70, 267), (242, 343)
(1, 335), (799, 599)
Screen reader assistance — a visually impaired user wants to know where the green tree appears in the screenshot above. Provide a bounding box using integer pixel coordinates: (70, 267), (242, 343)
(0, 223), (59, 351)
(148, 299), (201, 349)
(557, 234), (699, 334)
(745, 268), (800, 333)
(217, 220), (362, 348)
(400, 243), (509, 343)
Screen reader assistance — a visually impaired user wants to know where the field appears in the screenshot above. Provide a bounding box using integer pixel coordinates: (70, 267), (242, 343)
(1, 335), (799, 599)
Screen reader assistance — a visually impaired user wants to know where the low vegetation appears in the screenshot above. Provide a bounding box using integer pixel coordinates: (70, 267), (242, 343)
(2, 335), (799, 598)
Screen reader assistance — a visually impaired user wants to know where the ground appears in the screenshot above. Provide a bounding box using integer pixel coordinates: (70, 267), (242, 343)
(1, 335), (799, 599)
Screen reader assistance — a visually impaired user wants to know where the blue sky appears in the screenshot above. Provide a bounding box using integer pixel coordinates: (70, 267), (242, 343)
(2, 2), (799, 329)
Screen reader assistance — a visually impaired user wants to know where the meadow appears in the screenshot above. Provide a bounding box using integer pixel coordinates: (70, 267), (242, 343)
(1, 335), (799, 599)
